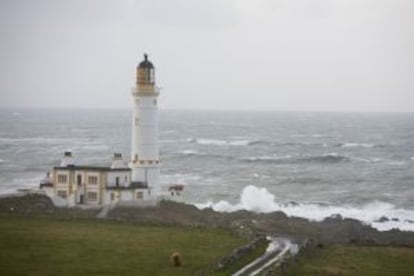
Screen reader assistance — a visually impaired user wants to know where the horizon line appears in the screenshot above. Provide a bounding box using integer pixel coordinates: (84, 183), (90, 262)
(0, 106), (414, 114)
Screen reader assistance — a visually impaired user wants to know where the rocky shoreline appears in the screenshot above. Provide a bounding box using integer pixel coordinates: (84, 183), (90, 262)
(1, 194), (413, 247)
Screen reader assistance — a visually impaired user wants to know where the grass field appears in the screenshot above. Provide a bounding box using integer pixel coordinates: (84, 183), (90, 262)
(0, 216), (258, 276)
(286, 244), (414, 276)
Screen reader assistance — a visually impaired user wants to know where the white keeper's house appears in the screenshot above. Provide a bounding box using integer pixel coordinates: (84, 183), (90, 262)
(40, 54), (183, 207)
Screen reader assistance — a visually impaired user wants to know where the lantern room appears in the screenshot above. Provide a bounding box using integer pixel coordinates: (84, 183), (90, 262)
(136, 53), (155, 86)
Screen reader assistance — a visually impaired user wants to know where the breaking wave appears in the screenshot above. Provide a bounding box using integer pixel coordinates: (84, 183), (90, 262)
(195, 185), (414, 232)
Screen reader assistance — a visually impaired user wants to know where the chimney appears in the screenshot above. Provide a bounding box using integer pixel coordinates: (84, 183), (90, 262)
(60, 151), (75, 167)
(111, 152), (126, 169)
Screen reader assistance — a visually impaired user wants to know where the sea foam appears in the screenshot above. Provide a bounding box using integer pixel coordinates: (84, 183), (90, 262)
(195, 185), (414, 232)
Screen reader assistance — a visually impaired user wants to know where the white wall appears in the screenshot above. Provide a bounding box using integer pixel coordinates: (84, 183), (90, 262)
(107, 171), (130, 187)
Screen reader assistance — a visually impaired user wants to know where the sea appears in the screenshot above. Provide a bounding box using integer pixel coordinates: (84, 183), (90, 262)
(0, 109), (413, 231)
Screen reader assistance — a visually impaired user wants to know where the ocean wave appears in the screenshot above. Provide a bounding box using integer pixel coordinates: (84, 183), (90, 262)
(195, 185), (414, 232)
(252, 173), (271, 180)
(78, 144), (110, 151)
(0, 175), (44, 194)
(243, 153), (349, 164)
(335, 143), (376, 148)
(160, 173), (202, 186)
(302, 153), (350, 163)
(386, 161), (407, 166)
(0, 137), (75, 144)
(179, 150), (200, 156)
(310, 134), (330, 138)
(174, 150), (234, 161)
(187, 137), (265, 147)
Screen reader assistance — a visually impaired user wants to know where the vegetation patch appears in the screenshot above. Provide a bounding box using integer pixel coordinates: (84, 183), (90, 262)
(0, 216), (250, 276)
(285, 244), (414, 276)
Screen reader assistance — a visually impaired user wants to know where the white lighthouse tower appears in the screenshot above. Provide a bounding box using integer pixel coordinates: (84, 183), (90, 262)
(130, 54), (161, 198)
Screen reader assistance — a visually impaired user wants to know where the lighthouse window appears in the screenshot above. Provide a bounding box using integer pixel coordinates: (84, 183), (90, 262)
(88, 176), (98, 185)
(57, 174), (67, 183)
(87, 192), (97, 201)
(135, 118), (140, 126)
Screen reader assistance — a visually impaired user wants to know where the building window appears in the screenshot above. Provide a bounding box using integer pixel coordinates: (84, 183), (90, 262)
(148, 160), (153, 165)
(139, 160), (144, 165)
(153, 99), (157, 105)
(87, 192), (97, 201)
(136, 192), (143, 199)
(57, 174), (67, 183)
(135, 117), (140, 126)
(88, 176), (98, 185)
(57, 190), (67, 198)
(110, 193), (115, 201)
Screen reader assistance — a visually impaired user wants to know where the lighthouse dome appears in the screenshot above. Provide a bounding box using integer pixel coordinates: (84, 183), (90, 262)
(138, 54), (154, 69)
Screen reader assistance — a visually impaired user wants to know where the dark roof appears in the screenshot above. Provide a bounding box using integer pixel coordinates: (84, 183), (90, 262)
(130, 181), (148, 189)
(138, 53), (154, 69)
(106, 182), (148, 190)
(40, 182), (53, 188)
(54, 165), (130, 172)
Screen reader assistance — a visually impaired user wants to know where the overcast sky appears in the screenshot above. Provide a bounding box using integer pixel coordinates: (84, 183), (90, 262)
(0, 0), (413, 112)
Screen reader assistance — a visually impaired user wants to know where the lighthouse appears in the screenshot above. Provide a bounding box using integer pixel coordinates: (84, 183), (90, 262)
(39, 53), (184, 206)
(130, 54), (161, 198)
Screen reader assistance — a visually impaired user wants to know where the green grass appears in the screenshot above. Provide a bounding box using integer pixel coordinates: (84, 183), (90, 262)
(0, 216), (251, 276)
(286, 244), (414, 276)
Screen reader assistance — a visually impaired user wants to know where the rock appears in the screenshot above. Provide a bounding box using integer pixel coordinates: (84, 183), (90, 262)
(330, 214), (343, 220)
(375, 216), (390, 223)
